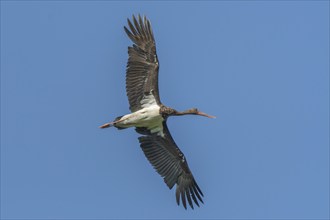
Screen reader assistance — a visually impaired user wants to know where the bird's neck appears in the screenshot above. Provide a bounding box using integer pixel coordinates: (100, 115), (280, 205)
(173, 109), (196, 116)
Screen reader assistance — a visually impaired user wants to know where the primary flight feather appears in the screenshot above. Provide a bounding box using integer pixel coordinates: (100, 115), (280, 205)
(100, 15), (215, 209)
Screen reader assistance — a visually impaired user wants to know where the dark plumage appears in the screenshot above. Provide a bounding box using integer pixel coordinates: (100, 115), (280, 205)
(124, 15), (160, 112)
(100, 15), (215, 209)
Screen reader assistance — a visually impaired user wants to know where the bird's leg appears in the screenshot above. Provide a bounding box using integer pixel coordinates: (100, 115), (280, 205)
(99, 122), (114, 129)
(99, 116), (128, 129)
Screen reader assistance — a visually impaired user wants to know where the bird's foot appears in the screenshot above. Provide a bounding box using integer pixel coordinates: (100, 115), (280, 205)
(99, 122), (114, 129)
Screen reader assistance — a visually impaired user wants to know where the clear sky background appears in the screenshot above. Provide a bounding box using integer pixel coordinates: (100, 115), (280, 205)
(1, 1), (329, 219)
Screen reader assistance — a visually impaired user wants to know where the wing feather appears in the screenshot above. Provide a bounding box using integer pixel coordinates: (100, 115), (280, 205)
(124, 15), (160, 112)
(138, 122), (203, 209)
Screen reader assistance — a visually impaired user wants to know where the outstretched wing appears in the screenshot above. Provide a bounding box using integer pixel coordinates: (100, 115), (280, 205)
(124, 15), (160, 112)
(138, 122), (204, 209)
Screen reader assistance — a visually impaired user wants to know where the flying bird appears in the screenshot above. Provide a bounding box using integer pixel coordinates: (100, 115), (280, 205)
(100, 15), (215, 209)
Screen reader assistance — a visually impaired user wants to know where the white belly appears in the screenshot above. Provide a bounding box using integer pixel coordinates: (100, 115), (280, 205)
(116, 105), (164, 135)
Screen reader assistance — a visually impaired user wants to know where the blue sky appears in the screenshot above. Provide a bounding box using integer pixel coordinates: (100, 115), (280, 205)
(1, 1), (329, 219)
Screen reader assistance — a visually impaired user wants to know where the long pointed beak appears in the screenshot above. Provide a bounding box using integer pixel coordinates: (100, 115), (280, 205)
(197, 111), (216, 118)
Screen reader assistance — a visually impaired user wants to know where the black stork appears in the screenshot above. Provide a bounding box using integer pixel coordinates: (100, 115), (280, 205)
(100, 15), (215, 209)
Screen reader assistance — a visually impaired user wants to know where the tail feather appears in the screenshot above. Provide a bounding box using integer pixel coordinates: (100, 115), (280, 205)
(114, 116), (123, 121)
(100, 115), (128, 129)
(113, 115), (127, 130)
